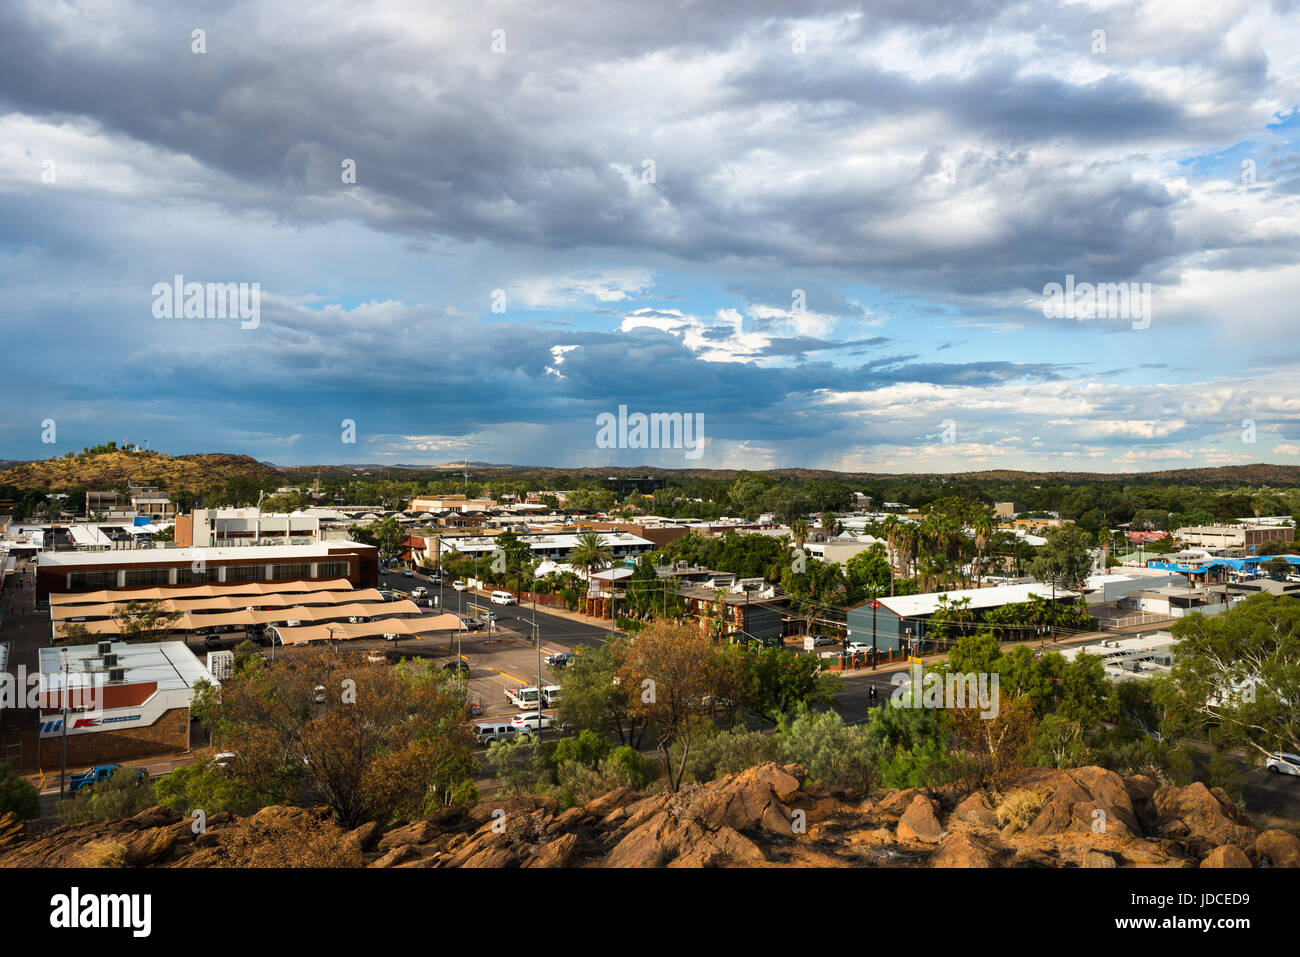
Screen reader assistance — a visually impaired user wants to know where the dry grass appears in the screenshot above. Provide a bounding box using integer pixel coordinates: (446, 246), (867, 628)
(993, 789), (1048, 831)
(76, 839), (127, 868)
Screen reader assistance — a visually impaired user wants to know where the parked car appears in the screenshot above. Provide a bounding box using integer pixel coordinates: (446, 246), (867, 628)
(460, 618), (485, 631)
(490, 590), (516, 605)
(452, 580), (467, 592)
(383, 632), (402, 642)
(812, 634), (836, 647)
(1266, 752), (1300, 776)
(402, 569), (414, 578)
(473, 721), (519, 745)
(313, 685), (326, 704)
(213, 752), (237, 770)
(348, 615), (369, 624)
(444, 659), (471, 674)
(846, 641), (873, 654)
(411, 586), (428, 599)
(546, 651), (574, 667)
(511, 712), (557, 733)
(66, 764), (145, 794)
(366, 650), (388, 664)
(203, 634), (223, 650)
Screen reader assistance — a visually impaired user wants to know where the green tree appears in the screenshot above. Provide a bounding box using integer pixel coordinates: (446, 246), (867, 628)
(0, 763), (40, 820)
(741, 647), (840, 726)
(1029, 525), (1096, 596)
(1157, 594), (1300, 760)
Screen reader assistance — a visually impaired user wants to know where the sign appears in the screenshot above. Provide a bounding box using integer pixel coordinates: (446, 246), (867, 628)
(803, 636), (815, 651)
(869, 601), (881, 609)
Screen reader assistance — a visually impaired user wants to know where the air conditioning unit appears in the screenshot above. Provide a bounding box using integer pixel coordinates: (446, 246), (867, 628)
(102, 653), (118, 668)
(108, 667), (126, 683)
(97, 641), (113, 655)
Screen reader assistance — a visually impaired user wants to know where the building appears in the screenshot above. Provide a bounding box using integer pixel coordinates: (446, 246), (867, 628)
(35, 542), (380, 598)
(34, 640), (216, 770)
(1175, 524), (1294, 550)
(406, 495), (497, 513)
(435, 531), (654, 565)
(845, 582), (1079, 652)
(1059, 632), (1179, 682)
(993, 502), (1024, 519)
(175, 507), (324, 547)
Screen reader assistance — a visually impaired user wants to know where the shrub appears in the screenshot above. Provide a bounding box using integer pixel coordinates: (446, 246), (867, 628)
(488, 737), (547, 796)
(0, 762), (41, 820)
(153, 759), (265, 817)
(58, 770), (156, 825)
(779, 709), (878, 792)
(553, 729), (611, 770)
(674, 728), (780, 783)
(605, 746), (656, 789)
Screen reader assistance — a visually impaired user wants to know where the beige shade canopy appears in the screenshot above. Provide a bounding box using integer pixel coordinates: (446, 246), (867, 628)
(52, 600), (435, 640)
(50, 588), (385, 620)
(271, 613), (465, 645)
(50, 578), (356, 606)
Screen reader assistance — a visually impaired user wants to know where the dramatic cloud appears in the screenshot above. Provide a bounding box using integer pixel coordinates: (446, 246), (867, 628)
(1, 0), (1298, 469)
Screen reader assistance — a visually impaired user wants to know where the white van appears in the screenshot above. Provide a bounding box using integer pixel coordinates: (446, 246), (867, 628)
(490, 590), (516, 605)
(473, 722), (519, 745)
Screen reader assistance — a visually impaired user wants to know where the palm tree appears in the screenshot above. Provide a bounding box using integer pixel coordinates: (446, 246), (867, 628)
(791, 518), (808, 549)
(569, 531), (613, 583)
(972, 511), (993, 588)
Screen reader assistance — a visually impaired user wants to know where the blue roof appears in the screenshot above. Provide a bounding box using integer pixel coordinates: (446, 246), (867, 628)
(1147, 555), (1300, 574)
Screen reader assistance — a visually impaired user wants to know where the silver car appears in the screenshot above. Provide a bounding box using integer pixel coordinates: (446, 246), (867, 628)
(1266, 752), (1300, 776)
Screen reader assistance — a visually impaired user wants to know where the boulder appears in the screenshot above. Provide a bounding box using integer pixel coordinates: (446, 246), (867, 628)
(1081, 850), (1117, 868)
(877, 788), (922, 817)
(1201, 845), (1252, 868)
(932, 832), (994, 868)
(1152, 782), (1256, 852)
(123, 827), (180, 867)
(525, 833), (579, 868)
(1256, 829), (1300, 868)
(682, 764), (798, 832)
(344, 821), (383, 854)
(950, 791), (998, 829)
(369, 844), (416, 868)
(897, 794), (945, 844)
(378, 819), (437, 851)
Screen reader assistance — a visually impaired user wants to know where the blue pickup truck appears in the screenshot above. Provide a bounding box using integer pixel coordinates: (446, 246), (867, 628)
(66, 764), (146, 793)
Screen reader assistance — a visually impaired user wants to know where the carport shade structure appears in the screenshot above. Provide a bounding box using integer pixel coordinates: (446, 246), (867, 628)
(51, 600), (430, 639)
(271, 613), (464, 645)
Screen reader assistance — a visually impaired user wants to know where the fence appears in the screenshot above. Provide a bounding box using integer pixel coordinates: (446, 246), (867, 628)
(1092, 612), (1174, 631)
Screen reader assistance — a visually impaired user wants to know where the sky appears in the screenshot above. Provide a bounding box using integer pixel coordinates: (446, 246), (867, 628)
(2, 0), (1299, 473)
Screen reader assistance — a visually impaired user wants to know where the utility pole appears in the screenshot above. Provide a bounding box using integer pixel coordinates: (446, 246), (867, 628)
(58, 658), (69, 798)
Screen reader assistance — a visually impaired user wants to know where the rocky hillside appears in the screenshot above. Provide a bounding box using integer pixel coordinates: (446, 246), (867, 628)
(2, 764), (1297, 868)
(0, 451), (282, 493)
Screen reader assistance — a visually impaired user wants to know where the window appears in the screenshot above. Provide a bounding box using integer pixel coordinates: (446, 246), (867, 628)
(225, 563), (267, 583)
(316, 561), (350, 579)
(272, 563), (314, 580)
(123, 568), (172, 587)
(69, 570), (118, 590)
(176, 565), (219, 584)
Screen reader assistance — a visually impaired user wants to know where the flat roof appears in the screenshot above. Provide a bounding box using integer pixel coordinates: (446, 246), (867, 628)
(39, 640), (213, 693)
(864, 582), (1080, 618)
(38, 542), (375, 568)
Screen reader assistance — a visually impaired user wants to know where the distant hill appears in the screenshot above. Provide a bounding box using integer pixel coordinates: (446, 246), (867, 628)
(6, 451), (1300, 493)
(0, 451), (283, 493)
